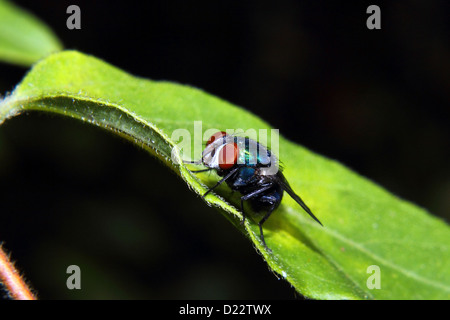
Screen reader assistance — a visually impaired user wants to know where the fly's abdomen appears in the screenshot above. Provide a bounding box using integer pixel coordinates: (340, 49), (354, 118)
(250, 187), (283, 212)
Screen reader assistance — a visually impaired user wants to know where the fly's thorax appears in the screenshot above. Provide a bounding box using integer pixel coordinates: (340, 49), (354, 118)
(235, 137), (278, 170)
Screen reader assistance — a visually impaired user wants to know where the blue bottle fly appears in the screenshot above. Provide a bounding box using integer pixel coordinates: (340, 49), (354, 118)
(187, 131), (322, 251)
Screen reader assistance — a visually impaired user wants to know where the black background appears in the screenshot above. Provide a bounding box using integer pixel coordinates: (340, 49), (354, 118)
(0, 0), (448, 299)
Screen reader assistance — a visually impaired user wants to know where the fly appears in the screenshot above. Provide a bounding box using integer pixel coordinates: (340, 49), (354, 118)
(186, 131), (322, 252)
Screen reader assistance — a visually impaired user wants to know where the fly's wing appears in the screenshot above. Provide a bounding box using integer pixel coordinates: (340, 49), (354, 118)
(278, 174), (323, 226)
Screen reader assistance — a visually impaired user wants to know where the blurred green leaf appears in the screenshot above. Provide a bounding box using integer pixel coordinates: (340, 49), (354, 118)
(1, 50), (449, 299)
(0, 0), (62, 66)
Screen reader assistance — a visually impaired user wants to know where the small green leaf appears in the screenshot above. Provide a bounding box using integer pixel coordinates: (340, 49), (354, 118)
(0, 0), (62, 66)
(1, 51), (449, 299)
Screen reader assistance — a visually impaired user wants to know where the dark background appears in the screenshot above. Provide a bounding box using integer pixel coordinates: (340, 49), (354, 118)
(0, 0), (448, 299)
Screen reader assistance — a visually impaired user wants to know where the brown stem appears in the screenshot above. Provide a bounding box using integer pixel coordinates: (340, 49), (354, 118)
(0, 244), (37, 300)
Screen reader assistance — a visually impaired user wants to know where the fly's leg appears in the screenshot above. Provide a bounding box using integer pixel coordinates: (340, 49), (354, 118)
(258, 205), (276, 253)
(190, 168), (213, 173)
(239, 186), (271, 225)
(240, 197), (246, 226)
(183, 159), (203, 165)
(201, 167), (239, 199)
(239, 186), (275, 251)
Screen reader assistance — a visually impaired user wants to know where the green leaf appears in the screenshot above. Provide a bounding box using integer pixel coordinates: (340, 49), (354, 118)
(1, 50), (449, 299)
(0, 0), (62, 66)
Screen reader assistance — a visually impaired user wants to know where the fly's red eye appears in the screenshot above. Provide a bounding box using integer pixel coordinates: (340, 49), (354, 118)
(206, 131), (228, 146)
(218, 143), (238, 170)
